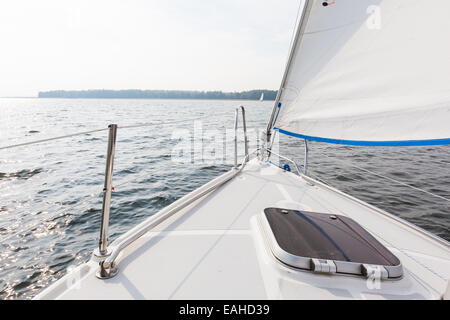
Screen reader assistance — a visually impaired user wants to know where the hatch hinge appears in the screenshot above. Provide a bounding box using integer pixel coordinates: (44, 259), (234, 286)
(361, 264), (389, 280)
(311, 259), (337, 274)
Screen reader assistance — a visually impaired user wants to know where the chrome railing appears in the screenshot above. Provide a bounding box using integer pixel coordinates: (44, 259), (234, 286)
(234, 106), (249, 168)
(96, 152), (253, 279)
(94, 124), (117, 258)
(95, 107), (251, 278)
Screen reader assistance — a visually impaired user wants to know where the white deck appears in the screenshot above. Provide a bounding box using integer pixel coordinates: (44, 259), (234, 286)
(35, 159), (450, 300)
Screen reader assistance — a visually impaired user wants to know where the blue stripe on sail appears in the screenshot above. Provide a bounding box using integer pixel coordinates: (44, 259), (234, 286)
(274, 128), (450, 146)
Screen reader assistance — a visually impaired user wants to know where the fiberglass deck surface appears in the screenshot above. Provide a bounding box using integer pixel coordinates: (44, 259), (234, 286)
(36, 159), (450, 299)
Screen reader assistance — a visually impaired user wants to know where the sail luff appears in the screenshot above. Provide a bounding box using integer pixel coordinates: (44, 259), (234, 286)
(266, 0), (312, 143)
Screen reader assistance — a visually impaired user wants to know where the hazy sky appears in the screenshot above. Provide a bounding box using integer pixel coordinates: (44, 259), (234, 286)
(0, 0), (300, 97)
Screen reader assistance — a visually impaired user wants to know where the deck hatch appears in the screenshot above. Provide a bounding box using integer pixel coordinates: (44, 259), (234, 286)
(262, 208), (403, 278)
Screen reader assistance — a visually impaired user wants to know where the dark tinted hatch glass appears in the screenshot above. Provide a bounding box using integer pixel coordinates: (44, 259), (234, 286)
(264, 208), (400, 266)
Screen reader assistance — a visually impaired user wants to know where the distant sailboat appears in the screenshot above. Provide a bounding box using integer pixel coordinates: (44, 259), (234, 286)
(259, 92), (264, 101)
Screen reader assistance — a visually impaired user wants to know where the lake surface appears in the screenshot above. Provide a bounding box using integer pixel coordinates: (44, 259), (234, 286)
(0, 98), (449, 299)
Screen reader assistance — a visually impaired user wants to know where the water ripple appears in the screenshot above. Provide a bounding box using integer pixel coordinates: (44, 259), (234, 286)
(0, 98), (448, 300)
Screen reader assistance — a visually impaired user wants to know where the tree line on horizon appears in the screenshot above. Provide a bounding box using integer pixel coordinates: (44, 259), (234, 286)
(38, 89), (277, 100)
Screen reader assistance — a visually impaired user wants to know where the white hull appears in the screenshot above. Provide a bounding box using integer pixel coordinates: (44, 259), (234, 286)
(35, 158), (450, 300)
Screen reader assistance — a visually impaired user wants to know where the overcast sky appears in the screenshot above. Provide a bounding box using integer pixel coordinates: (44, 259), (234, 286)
(0, 0), (300, 97)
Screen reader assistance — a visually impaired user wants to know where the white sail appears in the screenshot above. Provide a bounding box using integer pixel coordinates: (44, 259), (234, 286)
(270, 0), (450, 146)
(260, 92), (264, 101)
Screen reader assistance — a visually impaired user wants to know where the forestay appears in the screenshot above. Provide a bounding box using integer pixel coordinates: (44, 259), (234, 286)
(270, 0), (450, 146)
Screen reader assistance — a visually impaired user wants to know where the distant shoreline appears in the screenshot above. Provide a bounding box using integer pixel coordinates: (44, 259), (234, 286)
(37, 89), (277, 100)
(0, 97), (275, 101)
(34, 97), (276, 101)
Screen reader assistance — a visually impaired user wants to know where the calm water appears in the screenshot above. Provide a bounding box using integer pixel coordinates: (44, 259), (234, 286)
(0, 98), (449, 299)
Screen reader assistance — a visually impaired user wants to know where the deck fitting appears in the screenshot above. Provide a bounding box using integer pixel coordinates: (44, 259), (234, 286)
(96, 261), (118, 279)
